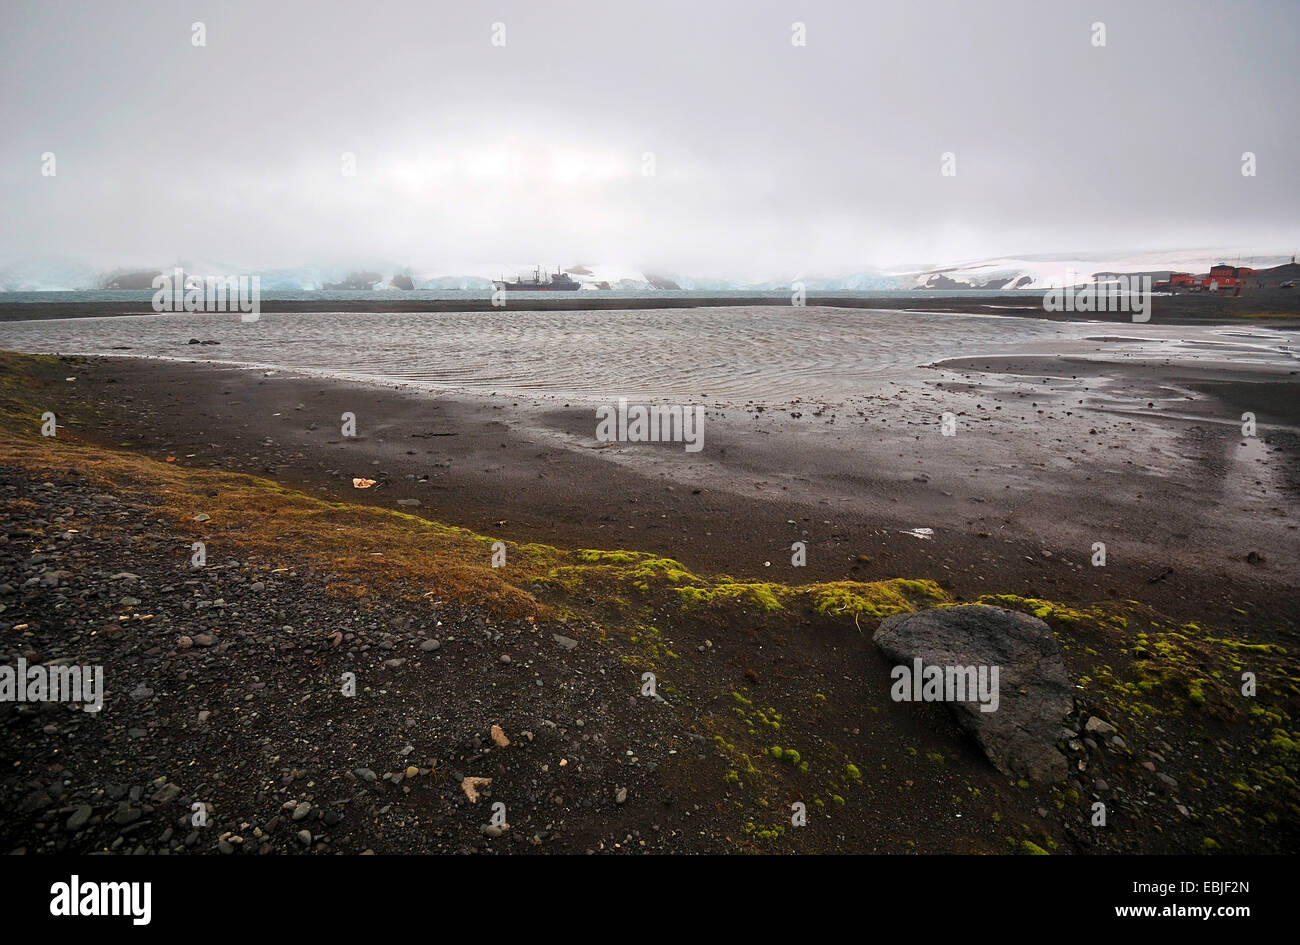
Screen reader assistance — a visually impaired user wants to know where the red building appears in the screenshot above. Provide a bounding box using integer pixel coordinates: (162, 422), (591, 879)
(1203, 264), (1250, 290)
(1155, 264), (1257, 293)
(1154, 272), (1197, 290)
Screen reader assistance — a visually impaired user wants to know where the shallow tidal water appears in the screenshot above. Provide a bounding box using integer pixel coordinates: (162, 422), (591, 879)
(0, 306), (1294, 404)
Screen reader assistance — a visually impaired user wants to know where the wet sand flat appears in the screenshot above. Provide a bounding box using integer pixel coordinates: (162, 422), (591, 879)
(21, 345), (1298, 631)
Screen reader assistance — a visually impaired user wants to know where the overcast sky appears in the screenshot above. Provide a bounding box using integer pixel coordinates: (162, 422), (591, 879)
(2, 0), (1297, 280)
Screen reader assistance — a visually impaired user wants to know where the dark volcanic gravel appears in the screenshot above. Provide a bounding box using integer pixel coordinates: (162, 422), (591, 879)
(0, 469), (717, 854)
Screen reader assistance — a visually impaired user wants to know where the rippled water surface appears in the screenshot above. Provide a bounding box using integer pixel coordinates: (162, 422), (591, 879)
(1, 307), (1293, 402)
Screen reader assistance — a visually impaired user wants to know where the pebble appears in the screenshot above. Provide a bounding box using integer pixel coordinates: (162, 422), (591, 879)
(419, 639), (440, 651)
(291, 802), (312, 821)
(66, 805), (92, 830)
(1084, 716), (1116, 735)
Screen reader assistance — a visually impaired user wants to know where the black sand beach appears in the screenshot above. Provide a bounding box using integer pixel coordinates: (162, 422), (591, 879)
(35, 351), (1300, 627)
(1, 338), (1297, 855)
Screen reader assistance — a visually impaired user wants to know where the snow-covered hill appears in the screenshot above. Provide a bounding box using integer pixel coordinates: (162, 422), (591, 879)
(894, 251), (1295, 291)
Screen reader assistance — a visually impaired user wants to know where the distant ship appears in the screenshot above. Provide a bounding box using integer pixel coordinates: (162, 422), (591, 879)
(494, 266), (582, 291)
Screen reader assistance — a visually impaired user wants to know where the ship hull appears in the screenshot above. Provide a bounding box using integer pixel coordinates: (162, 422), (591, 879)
(493, 283), (582, 291)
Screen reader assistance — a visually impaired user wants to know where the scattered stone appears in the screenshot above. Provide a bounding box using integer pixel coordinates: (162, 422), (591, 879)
(1084, 716), (1116, 735)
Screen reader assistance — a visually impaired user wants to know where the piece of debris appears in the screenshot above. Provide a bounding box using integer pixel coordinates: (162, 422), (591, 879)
(461, 776), (492, 803)
(352, 478), (377, 489)
(490, 724), (510, 748)
(900, 527), (933, 540)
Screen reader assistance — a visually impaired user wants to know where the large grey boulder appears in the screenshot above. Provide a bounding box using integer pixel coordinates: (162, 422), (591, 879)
(873, 605), (1073, 781)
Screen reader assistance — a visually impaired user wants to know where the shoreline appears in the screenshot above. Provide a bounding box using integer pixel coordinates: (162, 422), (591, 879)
(3, 289), (1300, 323)
(16, 350), (1299, 625)
(1, 351), (1296, 854)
